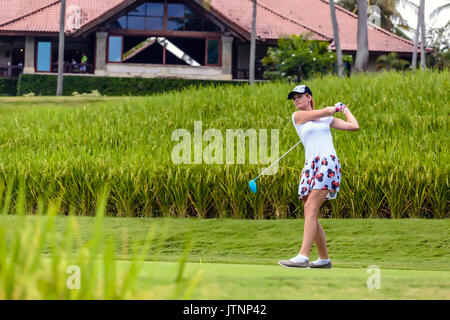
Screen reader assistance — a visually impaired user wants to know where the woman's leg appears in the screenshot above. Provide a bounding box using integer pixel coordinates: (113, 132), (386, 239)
(299, 189), (329, 258)
(315, 221), (329, 260)
(302, 196), (329, 259)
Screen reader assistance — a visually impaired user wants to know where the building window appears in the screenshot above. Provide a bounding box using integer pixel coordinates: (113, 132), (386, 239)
(167, 18), (184, 31)
(128, 16), (146, 30)
(123, 36), (163, 64)
(111, 0), (220, 32)
(36, 41), (51, 72)
(147, 2), (164, 30)
(147, 17), (164, 30)
(116, 16), (127, 29)
(108, 36), (123, 62)
(147, 2), (164, 16)
(165, 37), (204, 65)
(119, 36), (221, 66)
(167, 3), (184, 17)
(206, 39), (219, 65)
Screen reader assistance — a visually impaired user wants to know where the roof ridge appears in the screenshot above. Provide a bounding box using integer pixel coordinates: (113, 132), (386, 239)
(255, 0), (331, 41)
(0, 0), (60, 28)
(368, 21), (416, 47)
(318, 0), (416, 48)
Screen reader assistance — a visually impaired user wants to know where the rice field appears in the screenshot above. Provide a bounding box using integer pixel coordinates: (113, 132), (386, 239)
(0, 70), (448, 218)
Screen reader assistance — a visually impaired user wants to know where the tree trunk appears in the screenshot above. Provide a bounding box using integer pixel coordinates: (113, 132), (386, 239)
(329, 0), (344, 77)
(411, 1), (420, 72)
(249, 0), (257, 85)
(56, 0), (66, 96)
(354, 0), (369, 73)
(420, 0), (426, 70)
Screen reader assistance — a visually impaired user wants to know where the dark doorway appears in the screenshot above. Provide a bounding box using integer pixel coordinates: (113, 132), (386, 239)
(12, 47), (24, 65)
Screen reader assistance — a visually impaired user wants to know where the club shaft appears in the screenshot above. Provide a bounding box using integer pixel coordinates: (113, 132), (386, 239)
(254, 139), (302, 181)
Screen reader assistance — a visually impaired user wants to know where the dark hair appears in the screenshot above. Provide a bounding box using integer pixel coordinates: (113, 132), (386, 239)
(306, 93), (315, 110)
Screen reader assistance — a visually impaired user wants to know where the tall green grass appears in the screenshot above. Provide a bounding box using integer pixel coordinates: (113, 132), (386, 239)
(0, 181), (200, 299)
(0, 70), (448, 218)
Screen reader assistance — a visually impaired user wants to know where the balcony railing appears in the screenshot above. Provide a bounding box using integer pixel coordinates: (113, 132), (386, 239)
(0, 65), (23, 78)
(51, 62), (93, 74)
(234, 68), (266, 80)
(234, 62), (266, 80)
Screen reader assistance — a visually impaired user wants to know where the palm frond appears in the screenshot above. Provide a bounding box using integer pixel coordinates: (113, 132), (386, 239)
(429, 2), (450, 20)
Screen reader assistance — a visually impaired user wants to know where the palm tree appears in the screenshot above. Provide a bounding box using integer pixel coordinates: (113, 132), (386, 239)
(419, 0), (426, 70)
(249, 0), (257, 85)
(411, 0), (425, 72)
(354, 0), (369, 72)
(329, 0), (345, 77)
(429, 1), (450, 21)
(427, 1), (450, 62)
(337, 0), (358, 13)
(337, 0), (408, 34)
(411, 0), (419, 72)
(56, 0), (66, 96)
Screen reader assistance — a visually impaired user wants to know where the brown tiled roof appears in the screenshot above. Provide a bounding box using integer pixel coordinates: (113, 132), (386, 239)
(0, 0), (124, 33)
(0, 0), (425, 53)
(256, 0), (419, 52)
(0, 0), (56, 25)
(208, 0), (330, 41)
(0, 1), (61, 33)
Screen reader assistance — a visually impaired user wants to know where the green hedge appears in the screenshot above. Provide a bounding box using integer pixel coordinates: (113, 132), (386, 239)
(16, 73), (242, 96)
(0, 78), (18, 96)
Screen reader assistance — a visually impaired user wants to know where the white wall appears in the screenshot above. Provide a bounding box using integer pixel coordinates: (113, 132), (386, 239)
(105, 63), (232, 80)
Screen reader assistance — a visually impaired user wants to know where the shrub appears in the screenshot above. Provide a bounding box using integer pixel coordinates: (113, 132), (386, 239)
(376, 53), (410, 72)
(0, 78), (18, 96)
(17, 74), (241, 96)
(261, 33), (353, 81)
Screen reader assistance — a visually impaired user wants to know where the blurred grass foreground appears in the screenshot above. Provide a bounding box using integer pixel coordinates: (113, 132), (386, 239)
(0, 184), (201, 299)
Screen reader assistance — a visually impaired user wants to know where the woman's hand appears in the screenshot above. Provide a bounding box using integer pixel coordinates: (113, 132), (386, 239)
(325, 106), (337, 116)
(334, 102), (347, 113)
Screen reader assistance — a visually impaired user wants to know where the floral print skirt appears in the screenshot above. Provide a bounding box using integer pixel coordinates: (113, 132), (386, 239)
(298, 154), (341, 201)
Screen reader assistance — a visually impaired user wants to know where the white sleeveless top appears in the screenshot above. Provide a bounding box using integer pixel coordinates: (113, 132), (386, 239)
(292, 112), (338, 161)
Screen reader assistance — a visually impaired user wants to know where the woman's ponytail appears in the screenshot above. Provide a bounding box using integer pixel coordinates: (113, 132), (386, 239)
(306, 93), (315, 110)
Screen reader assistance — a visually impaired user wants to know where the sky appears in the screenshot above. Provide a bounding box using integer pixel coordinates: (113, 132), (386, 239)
(399, 0), (450, 28)
(334, 0), (450, 29)
(394, 0), (450, 43)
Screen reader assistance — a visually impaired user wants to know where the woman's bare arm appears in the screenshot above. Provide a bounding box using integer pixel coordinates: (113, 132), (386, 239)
(330, 107), (359, 131)
(293, 107), (335, 125)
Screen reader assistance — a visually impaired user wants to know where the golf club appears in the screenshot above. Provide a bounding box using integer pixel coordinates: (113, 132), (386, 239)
(249, 139), (303, 193)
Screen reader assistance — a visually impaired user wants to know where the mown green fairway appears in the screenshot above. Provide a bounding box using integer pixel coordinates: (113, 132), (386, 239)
(2, 212), (449, 299)
(111, 216), (450, 299)
(44, 216), (449, 271)
(132, 260), (450, 300)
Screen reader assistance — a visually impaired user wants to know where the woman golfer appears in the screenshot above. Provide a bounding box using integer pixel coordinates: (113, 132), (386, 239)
(278, 85), (359, 269)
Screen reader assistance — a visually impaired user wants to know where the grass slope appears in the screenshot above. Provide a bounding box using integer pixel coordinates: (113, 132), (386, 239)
(10, 216), (447, 271)
(2, 215), (449, 299)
